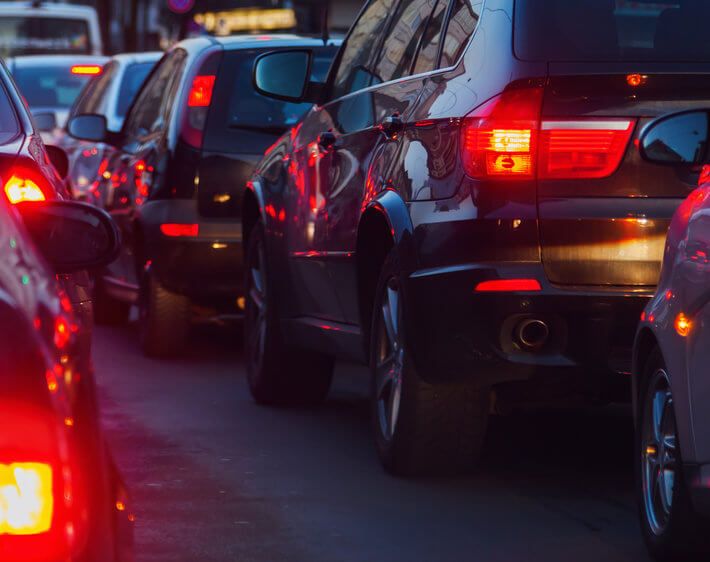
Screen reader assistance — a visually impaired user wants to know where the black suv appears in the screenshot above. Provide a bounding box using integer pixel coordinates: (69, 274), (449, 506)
(67, 35), (339, 356)
(246, 0), (710, 475)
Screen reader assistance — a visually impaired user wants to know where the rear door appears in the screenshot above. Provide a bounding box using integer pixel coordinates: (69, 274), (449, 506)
(515, 0), (710, 287)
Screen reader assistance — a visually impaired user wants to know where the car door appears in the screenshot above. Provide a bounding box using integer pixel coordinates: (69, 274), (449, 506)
(105, 49), (187, 287)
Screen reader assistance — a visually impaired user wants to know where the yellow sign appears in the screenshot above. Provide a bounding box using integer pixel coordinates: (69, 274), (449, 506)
(194, 8), (297, 35)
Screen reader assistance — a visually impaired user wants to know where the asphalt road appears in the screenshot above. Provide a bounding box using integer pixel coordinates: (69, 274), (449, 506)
(93, 322), (652, 562)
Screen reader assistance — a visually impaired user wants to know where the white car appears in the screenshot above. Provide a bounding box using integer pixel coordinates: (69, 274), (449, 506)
(61, 51), (162, 200)
(0, 2), (102, 57)
(634, 109), (710, 560)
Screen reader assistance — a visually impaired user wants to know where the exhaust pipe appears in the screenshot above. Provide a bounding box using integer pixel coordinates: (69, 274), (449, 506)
(516, 319), (549, 351)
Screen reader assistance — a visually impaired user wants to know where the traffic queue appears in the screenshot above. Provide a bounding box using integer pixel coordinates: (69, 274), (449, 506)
(3, 0), (710, 560)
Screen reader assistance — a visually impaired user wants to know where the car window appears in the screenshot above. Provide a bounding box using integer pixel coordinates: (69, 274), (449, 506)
(373, 0), (439, 83)
(412, 0), (449, 75)
(0, 17), (91, 57)
(116, 61), (156, 120)
(13, 64), (95, 109)
(0, 80), (20, 144)
(515, 0), (710, 62)
(440, 0), (481, 68)
(72, 61), (117, 118)
(124, 50), (186, 142)
(330, 0), (399, 100)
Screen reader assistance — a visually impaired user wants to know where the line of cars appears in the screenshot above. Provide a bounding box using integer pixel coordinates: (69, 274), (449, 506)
(54, 0), (710, 559)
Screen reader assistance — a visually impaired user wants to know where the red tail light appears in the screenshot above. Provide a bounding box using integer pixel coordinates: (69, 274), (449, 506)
(461, 87), (636, 180)
(475, 279), (542, 292)
(160, 223), (199, 237)
(0, 462), (54, 535)
(70, 65), (102, 76)
(188, 75), (216, 108)
(4, 174), (47, 205)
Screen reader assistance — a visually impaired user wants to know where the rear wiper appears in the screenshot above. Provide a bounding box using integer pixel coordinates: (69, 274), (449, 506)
(228, 124), (286, 135)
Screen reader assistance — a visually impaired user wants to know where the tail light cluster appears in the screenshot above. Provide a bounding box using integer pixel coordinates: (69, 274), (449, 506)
(461, 86), (635, 180)
(4, 170), (48, 205)
(181, 50), (222, 149)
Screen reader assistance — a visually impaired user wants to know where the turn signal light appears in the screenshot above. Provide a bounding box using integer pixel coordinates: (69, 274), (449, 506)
(4, 175), (45, 204)
(475, 279), (542, 292)
(675, 313), (692, 337)
(70, 65), (102, 76)
(188, 75), (216, 108)
(160, 223), (199, 237)
(0, 463), (53, 535)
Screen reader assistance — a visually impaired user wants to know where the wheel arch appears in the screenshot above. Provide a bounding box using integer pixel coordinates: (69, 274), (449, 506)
(633, 326), (659, 420)
(242, 179), (267, 250)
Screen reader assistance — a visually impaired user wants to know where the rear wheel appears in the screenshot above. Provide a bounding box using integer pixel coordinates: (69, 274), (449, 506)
(245, 221), (333, 406)
(637, 347), (709, 560)
(93, 276), (131, 326)
(138, 268), (190, 358)
(370, 249), (488, 476)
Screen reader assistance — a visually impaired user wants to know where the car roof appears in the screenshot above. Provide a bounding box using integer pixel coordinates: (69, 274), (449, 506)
(0, 2), (98, 17)
(8, 55), (109, 68)
(111, 51), (163, 65)
(195, 34), (342, 52)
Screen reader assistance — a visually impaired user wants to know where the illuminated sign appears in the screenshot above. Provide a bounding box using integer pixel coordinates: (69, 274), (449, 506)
(194, 8), (297, 35)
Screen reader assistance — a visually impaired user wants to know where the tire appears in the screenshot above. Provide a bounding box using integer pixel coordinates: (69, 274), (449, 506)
(244, 221), (334, 406)
(369, 249), (488, 476)
(93, 276), (131, 326)
(138, 268), (190, 358)
(637, 346), (710, 560)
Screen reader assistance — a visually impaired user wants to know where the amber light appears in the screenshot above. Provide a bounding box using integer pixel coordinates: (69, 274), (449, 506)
(160, 223), (199, 237)
(626, 74), (647, 87)
(70, 65), (102, 76)
(4, 175), (45, 204)
(475, 279), (542, 292)
(188, 75), (216, 108)
(0, 463), (53, 535)
(675, 313), (692, 337)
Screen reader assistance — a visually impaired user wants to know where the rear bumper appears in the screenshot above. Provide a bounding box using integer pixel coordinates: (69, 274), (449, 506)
(404, 262), (652, 385)
(140, 199), (243, 305)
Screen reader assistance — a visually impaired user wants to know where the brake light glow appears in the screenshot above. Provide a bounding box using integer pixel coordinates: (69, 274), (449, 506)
(0, 462), (53, 535)
(70, 65), (102, 76)
(4, 175), (45, 204)
(475, 279), (542, 292)
(461, 87), (636, 180)
(188, 75), (216, 108)
(160, 223), (199, 237)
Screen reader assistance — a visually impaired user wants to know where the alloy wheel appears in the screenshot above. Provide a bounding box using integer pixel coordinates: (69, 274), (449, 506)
(375, 278), (404, 442)
(642, 369), (678, 536)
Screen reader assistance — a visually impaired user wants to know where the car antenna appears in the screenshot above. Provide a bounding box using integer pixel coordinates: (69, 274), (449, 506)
(321, 2), (330, 45)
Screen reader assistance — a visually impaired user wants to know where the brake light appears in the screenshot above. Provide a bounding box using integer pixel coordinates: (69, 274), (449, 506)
(188, 75), (216, 108)
(539, 120), (634, 179)
(0, 463), (53, 535)
(4, 175), (46, 204)
(475, 279), (542, 292)
(160, 223), (199, 237)
(461, 87), (636, 180)
(70, 65), (102, 76)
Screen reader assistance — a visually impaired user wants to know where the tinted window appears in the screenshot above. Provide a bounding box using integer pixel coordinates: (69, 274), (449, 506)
(124, 50), (186, 141)
(116, 62), (156, 119)
(72, 61), (117, 117)
(515, 0), (710, 62)
(374, 0), (438, 83)
(412, 0), (449, 75)
(0, 82), (20, 144)
(331, 0), (398, 100)
(440, 0), (480, 68)
(13, 65), (94, 109)
(0, 18), (90, 57)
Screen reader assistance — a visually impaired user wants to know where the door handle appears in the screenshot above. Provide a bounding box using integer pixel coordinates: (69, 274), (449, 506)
(380, 114), (404, 138)
(318, 131), (337, 150)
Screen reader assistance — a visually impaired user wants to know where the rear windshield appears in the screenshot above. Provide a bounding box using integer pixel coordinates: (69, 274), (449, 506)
(0, 17), (91, 57)
(13, 65), (92, 109)
(117, 62), (156, 119)
(515, 0), (710, 62)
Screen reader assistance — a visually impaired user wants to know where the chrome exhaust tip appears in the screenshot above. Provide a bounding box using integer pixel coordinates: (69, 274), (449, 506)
(516, 319), (550, 351)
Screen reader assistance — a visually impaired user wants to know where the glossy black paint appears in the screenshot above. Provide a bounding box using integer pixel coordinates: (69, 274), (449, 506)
(247, 0), (709, 396)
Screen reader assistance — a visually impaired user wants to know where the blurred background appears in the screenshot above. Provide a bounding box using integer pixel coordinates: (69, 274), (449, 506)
(51, 0), (363, 53)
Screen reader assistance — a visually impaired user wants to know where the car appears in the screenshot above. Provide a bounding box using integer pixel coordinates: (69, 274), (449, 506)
(7, 55), (109, 143)
(58, 52), (161, 203)
(633, 110), (710, 561)
(0, 2), (102, 58)
(245, 0), (710, 475)
(66, 35), (340, 356)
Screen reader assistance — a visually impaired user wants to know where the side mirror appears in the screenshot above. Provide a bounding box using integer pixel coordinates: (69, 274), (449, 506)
(640, 110), (710, 166)
(33, 112), (57, 133)
(17, 200), (120, 274)
(67, 114), (108, 143)
(253, 49), (314, 103)
(45, 145), (69, 180)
